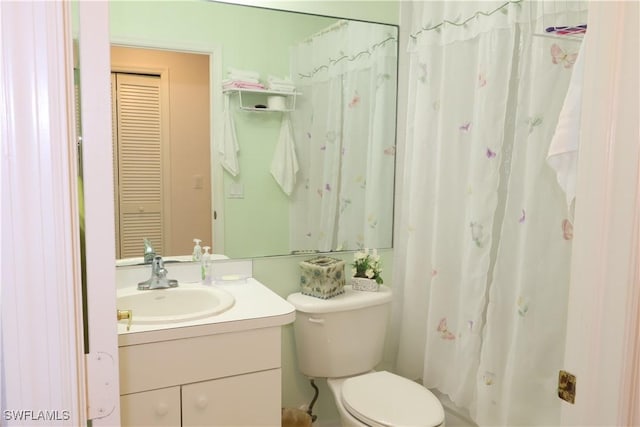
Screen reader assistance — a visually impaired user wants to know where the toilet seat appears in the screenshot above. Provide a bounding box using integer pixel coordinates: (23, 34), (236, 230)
(341, 371), (444, 427)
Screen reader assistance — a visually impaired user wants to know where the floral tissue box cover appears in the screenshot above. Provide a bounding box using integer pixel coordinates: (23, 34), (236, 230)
(299, 256), (345, 299)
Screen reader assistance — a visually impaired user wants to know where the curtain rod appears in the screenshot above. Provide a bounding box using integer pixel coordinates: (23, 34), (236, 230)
(301, 20), (348, 43)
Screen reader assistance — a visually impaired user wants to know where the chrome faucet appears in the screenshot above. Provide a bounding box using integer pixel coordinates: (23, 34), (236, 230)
(143, 238), (156, 264)
(137, 256), (179, 290)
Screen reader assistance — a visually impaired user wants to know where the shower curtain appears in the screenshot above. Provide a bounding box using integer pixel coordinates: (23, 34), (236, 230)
(392, 1), (587, 425)
(288, 21), (397, 252)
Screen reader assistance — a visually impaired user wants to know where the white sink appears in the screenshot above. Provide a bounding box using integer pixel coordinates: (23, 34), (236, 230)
(117, 284), (235, 325)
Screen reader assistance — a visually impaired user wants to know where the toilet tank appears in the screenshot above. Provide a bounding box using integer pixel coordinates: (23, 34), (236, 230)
(287, 285), (392, 378)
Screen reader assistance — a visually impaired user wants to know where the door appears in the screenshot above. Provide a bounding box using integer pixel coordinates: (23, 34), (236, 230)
(111, 72), (166, 259)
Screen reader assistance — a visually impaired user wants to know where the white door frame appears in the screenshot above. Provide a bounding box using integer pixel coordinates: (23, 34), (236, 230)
(561, 1), (640, 425)
(77, 1), (121, 424)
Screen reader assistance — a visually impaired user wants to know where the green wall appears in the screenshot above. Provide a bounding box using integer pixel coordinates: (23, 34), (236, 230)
(110, 1), (399, 423)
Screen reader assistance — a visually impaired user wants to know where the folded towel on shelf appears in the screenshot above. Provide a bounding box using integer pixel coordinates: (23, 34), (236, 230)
(267, 75), (296, 92)
(547, 38), (586, 211)
(268, 83), (296, 93)
(268, 75), (293, 84)
(228, 67), (260, 80)
(225, 76), (261, 84)
(222, 80), (266, 90)
(270, 115), (299, 196)
(220, 93), (240, 176)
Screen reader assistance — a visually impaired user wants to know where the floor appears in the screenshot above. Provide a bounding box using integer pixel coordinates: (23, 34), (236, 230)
(434, 390), (478, 427)
(445, 409), (477, 427)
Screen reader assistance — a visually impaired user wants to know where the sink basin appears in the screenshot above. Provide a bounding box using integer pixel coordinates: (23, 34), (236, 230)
(117, 284), (235, 325)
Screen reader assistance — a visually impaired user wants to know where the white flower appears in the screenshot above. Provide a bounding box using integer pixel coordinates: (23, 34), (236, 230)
(351, 248), (384, 284)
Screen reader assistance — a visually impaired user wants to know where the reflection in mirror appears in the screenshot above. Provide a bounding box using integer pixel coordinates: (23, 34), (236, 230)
(109, 1), (398, 261)
(111, 46), (211, 259)
(289, 20), (397, 253)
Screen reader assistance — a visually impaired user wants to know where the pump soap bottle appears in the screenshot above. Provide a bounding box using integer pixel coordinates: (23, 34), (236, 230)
(192, 239), (203, 262)
(202, 246), (213, 285)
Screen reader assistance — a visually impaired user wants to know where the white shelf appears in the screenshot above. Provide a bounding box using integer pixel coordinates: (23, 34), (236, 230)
(223, 87), (300, 112)
(222, 87), (300, 96)
(239, 106), (295, 113)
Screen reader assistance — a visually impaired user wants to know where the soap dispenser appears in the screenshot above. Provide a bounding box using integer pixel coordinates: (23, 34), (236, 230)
(192, 239), (203, 262)
(202, 246), (213, 285)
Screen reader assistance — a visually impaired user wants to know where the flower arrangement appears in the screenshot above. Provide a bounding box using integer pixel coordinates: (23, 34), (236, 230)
(351, 248), (383, 284)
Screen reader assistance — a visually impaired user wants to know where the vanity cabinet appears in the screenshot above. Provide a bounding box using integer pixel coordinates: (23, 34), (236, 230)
(119, 326), (282, 426)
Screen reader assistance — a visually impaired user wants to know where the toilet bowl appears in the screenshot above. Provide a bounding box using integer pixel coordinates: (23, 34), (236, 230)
(327, 371), (444, 427)
(287, 285), (445, 427)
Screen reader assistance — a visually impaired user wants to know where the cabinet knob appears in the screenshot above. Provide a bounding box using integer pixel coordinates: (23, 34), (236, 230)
(196, 396), (208, 410)
(155, 402), (168, 416)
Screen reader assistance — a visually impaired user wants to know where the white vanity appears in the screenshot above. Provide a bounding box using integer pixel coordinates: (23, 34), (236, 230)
(116, 260), (295, 426)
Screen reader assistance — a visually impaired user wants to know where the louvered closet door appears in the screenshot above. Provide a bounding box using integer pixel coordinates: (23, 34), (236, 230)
(112, 73), (164, 259)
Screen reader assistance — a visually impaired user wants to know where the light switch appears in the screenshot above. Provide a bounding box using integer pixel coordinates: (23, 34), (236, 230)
(228, 183), (244, 199)
(193, 175), (203, 189)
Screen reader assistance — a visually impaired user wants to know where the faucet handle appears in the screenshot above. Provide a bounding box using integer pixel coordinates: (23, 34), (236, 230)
(152, 255), (163, 268)
(152, 255), (168, 277)
(143, 238), (156, 263)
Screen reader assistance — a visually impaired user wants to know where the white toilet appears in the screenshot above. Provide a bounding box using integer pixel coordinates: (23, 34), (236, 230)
(287, 285), (445, 427)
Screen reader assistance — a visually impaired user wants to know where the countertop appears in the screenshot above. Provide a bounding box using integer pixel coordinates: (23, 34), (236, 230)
(117, 278), (295, 347)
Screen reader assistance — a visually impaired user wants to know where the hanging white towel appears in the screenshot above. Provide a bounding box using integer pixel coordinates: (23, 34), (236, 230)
(270, 115), (299, 196)
(220, 93), (240, 176)
(547, 38), (586, 210)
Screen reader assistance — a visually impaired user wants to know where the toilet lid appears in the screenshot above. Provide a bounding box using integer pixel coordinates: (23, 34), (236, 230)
(341, 371), (444, 427)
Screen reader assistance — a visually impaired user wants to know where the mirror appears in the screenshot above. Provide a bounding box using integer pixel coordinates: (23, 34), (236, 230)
(109, 1), (398, 261)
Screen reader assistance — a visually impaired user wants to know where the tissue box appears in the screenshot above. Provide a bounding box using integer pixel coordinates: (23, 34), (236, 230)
(299, 256), (345, 299)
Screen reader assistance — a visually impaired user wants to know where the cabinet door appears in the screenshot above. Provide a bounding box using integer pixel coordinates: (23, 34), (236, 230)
(182, 369), (281, 427)
(120, 386), (180, 427)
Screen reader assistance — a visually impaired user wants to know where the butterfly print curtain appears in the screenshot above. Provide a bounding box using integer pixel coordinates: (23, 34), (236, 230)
(288, 21), (397, 252)
(391, 1), (587, 425)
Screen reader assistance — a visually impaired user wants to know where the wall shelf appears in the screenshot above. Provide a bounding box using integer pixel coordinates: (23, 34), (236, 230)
(223, 87), (300, 112)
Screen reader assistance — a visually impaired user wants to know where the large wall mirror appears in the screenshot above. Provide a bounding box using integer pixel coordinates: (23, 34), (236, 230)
(109, 0), (399, 261)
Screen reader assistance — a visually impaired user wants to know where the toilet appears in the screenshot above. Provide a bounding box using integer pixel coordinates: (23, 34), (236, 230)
(287, 285), (445, 427)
